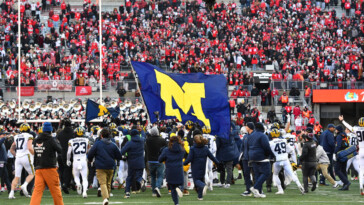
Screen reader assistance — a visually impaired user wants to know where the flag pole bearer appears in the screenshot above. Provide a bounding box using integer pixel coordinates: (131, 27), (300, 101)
(129, 60), (151, 125)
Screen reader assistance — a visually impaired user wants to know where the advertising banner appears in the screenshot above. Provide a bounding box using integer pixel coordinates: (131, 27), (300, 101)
(313, 89), (364, 103)
(37, 80), (73, 91)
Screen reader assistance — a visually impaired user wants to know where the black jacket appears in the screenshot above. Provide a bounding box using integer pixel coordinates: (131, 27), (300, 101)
(57, 126), (74, 161)
(33, 133), (62, 170)
(145, 134), (167, 162)
(299, 140), (317, 163)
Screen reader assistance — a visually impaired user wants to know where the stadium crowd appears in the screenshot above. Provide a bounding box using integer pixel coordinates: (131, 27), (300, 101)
(1, 0), (364, 92)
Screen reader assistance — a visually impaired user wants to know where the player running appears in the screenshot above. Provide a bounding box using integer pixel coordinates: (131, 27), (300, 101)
(269, 128), (305, 195)
(202, 126), (216, 191)
(67, 127), (90, 198)
(339, 115), (364, 195)
(9, 123), (35, 199)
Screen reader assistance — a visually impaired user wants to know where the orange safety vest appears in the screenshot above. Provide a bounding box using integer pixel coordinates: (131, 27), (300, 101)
(305, 88), (311, 96)
(281, 95), (288, 103)
(302, 111), (310, 118)
(314, 125), (321, 132)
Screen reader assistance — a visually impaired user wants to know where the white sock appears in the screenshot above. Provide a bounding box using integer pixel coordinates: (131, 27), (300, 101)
(9, 190), (14, 195)
(23, 181), (29, 187)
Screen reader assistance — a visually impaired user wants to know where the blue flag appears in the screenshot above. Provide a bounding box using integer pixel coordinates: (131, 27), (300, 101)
(132, 61), (230, 139)
(86, 100), (120, 122)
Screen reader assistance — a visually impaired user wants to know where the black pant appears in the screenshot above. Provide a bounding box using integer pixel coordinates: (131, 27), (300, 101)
(241, 160), (252, 192)
(58, 156), (72, 187)
(302, 162), (317, 191)
(0, 164), (11, 191)
(88, 162), (97, 188)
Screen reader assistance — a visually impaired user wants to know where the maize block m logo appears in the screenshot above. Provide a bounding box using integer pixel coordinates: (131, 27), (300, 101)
(155, 70), (211, 129)
(98, 105), (109, 116)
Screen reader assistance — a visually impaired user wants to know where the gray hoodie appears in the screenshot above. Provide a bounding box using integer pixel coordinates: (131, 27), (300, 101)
(316, 145), (330, 164)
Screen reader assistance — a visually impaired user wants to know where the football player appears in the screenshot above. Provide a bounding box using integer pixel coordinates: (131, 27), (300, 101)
(339, 115), (364, 195)
(67, 127), (90, 198)
(346, 127), (359, 179)
(9, 123), (35, 199)
(202, 126), (216, 191)
(269, 128), (305, 195)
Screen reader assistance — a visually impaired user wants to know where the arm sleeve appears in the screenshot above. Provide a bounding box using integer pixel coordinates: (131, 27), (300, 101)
(87, 143), (96, 161)
(158, 148), (166, 163)
(120, 142), (130, 156)
(299, 144), (308, 162)
(334, 135), (342, 154)
(114, 145), (123, 160)
(211, 140), (217, 154)
(183, 147), (194, 165)
(52, 138), (62, 154)
(66, 145), (72, 162)
(0, 138), (6, 147)
(342, 120), (354, 132)
(207, 148), (219, 164)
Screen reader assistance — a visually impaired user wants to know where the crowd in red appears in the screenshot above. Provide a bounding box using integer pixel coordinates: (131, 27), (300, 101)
(1, 0), (364, 90)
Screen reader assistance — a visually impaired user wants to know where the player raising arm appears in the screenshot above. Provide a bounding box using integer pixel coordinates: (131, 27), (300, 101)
(339, 115), (364, 195)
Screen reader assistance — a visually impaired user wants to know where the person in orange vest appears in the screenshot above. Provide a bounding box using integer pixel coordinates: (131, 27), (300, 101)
(279, 91), (289, 107)
(314, 122), (323, 134)
(304, 86), (311, 98)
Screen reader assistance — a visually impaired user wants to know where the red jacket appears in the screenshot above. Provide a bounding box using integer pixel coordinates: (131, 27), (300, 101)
(293, 106), (301, 117)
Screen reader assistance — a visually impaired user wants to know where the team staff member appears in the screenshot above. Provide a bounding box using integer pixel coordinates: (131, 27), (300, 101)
(299, 130), (317, 193)
(319, 124), (336, 185)
(88, 128), (122, 205)
(240, 122), (254, 196)
(30, 122), (63, 205)
(247, 122), (275, 198)
(57, 118), (74, 194)
(334, 125), (351, 190)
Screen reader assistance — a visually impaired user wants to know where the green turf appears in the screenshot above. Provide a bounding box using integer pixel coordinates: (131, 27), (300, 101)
(1, 171), (364, 205)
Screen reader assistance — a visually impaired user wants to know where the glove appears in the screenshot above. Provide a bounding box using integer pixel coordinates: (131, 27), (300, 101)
(291, 162), (298, 171)
(66, 160), (72, 167)
(333, 154), (336, 161)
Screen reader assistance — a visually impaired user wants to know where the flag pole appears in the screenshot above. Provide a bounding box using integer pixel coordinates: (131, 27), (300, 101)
(128, 60), (151, 125)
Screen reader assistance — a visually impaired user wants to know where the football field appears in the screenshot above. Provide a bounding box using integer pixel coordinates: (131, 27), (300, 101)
(1, 171), (363, 205)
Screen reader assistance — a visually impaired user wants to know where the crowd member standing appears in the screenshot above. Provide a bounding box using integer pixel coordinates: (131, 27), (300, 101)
(88, 128), (122, 205)
(57, 118), (74, 194)
(159, 135), (185, 205)
(334, 125), (351, 190)
(9, 123), (34, 199)
(145, 126), (167, 197)
(299, 131), (317, 193)
(319, 124), (336, 185)
(183, 134), (220, 200)
(247, 122), (275, 198)
(30, 122), (63, 205)
(240, 123), (254, 196)
(120, 128), (146, 199)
